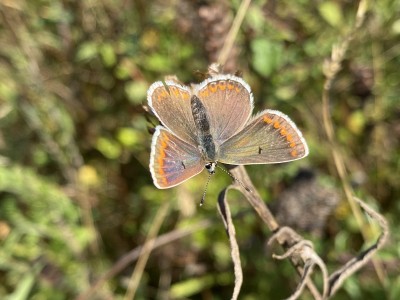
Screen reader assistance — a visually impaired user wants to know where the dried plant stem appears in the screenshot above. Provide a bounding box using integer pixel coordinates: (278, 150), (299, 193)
(321, 0), (386, 287)
(218, 187), (243, 300)
(217, 0), (252, 67)
(228, 166), (279, 230)
(228, 165), (388, 299)
(229, 166), (322, 300)
(327, 197), (389, 296)
(124, 202), (171, 300)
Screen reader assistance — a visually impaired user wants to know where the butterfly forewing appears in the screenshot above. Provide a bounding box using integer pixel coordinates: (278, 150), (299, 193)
(150, 126), (204, 188)
(148, 81), (198, 145)
(194, 75), (253, 144)
(218, 110), (309, 164)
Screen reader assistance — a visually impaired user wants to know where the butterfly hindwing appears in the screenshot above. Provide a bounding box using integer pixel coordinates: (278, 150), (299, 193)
(150, 126), (204, 189)
(218, 110), (309, 165)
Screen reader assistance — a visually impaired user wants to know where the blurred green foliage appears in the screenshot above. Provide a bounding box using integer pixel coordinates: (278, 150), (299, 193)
(0, 0), (399, 299)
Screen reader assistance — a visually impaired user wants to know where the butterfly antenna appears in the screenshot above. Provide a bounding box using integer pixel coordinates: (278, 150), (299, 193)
(200, 172), (213, 206)
(216, 165), (252, 193)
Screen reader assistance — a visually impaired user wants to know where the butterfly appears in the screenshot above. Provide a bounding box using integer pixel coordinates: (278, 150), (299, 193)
(148, 74), (308, 189)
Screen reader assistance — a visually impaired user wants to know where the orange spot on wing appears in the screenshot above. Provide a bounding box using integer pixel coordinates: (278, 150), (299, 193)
(235, 86), (241, 93)
(218, 81), (226, 91)
(182, 92), (190, 100)
(157, 90), (168, 101)
(263, 116), (273, 124)
(157, 133), (169, 176)
(274, 121), (280, 129)
(280, 128), (287, 136)
(200, 89), (209, 98)
(291, 150), (298, 157)
(160, 142), (168, 154)
(172, 87), (180, 97)
(157, 160), (165, 176)
(209, 83), (217, 93)
(290, 142), (296, 148)
(161, 177), (167, 186)
(286, 134), (293, 143)
(227, 81), (235, 90)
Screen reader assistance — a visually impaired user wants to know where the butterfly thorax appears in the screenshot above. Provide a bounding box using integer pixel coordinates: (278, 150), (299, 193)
(190, 95), (217, 161)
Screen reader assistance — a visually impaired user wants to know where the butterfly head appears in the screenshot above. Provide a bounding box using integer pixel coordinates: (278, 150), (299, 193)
(205, 162), (217, 174)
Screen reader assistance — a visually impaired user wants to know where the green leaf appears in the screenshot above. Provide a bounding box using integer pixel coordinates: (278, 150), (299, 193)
(117, 127), (141, 147)
(96, 137), (121, 159)
(145, 53), (173, 73)
(125, 81), (148, 104)
(347, 110), (366, 135)
(76, 42), (98, 62)
(392, 19), (400, 34)
(389, 276), (400, 300)
(7, 272), (35, 300)
(100, 43), (117, 67)
(251, 39), (284, 77)
(170, 275), (215, 298)
(318, 2), (344, 28)
(246, 6), (265, 33)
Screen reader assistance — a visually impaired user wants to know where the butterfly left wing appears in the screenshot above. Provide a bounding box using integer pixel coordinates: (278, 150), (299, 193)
(218, 110), (308, 165)
(150, 126), (204, 189)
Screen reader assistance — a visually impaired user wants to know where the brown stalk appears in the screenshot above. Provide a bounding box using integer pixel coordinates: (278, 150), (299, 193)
(321, 0), (387, 286)
(228, 166), (322, 300)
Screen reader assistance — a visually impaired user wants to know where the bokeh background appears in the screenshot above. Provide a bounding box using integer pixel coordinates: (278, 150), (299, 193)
(0, 0), (399, 299)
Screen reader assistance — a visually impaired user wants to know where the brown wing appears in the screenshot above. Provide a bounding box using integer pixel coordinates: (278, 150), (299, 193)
(218, 110), (308, 164)
(150, 126), (204, 188)
(148, 81), (197, 145)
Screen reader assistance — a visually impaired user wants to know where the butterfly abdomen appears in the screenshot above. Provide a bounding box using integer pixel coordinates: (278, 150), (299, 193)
(191, 95), (216, 161)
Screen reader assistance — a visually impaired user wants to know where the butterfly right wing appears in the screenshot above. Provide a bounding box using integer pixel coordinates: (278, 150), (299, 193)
(193, 75), (254, 144)
(150, 126), (204, 189)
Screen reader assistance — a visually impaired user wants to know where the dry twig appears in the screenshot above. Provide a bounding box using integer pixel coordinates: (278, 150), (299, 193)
(321, 0), (387, 286)
(223, 165), (388, 299)
(217, 186), (243, 300)
(224, 165), (323, 300)
(327, 197), (389, 297)
(124, 202), (171, 300)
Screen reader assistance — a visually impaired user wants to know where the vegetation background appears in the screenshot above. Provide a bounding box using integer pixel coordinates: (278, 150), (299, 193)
(0, 0), (399, 299)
